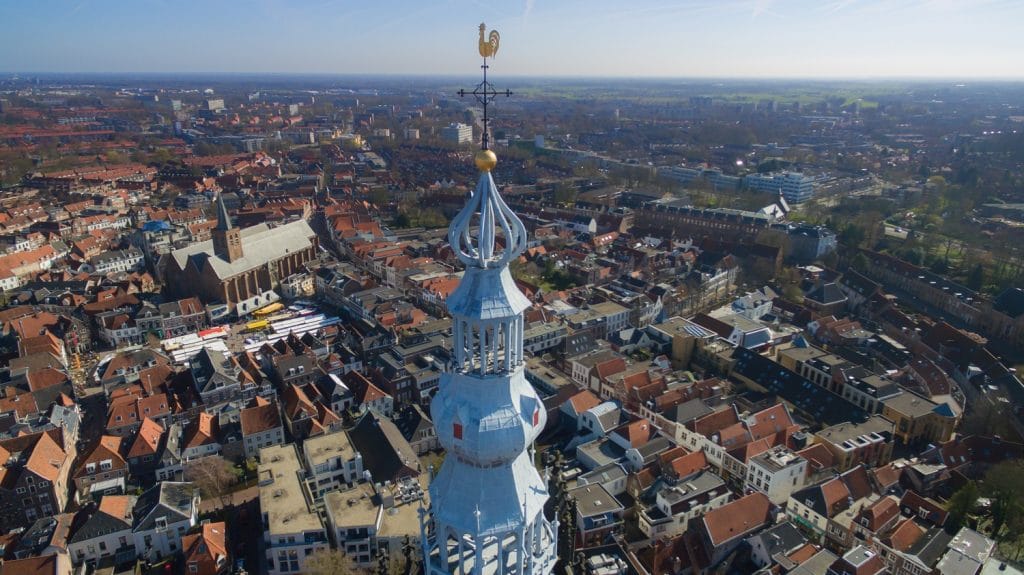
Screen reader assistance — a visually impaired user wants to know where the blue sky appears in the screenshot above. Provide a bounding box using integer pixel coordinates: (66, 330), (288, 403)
(1, 0), (1023, 78)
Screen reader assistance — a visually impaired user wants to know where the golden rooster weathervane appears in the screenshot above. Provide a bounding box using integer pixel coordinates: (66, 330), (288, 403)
(478, 23), (499, 58)
(459, 23), (511, 152)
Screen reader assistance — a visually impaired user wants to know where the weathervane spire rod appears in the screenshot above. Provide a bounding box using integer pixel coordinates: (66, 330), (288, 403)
(458, 22), (511, 151)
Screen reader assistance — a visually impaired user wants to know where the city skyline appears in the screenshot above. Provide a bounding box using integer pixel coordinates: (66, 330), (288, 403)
(2, 0), (1024, 79)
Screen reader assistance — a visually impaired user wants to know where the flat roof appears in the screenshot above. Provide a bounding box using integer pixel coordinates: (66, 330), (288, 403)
(259, 444), (324, 536)
(377, 475), (430, 540)
(778, 346), (828, 363)
(589, 301), (629, 316)
(303, 429), (356, 468)
(570, 483), (624, 518)
(525, 357), (573, 392)
(659, 471), (724, 506)
(816, 415), (894, 446)
(882, 391), (938, 418)
(651, 316), (716, 339)
(576, 437), (626, 471)
(750, 446), (806, 473)
(579, 463), (627, 486)
(323, 482), (381, 530)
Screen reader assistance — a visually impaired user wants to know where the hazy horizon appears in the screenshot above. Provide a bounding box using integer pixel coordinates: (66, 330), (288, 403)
(3, 0), (1024, 79)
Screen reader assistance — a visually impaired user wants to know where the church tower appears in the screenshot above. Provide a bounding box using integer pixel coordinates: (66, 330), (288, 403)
(211, 193), (243, 263)
(419, 24), (557, 575)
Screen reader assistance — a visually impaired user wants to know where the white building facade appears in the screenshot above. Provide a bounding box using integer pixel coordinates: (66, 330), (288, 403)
(745, 446), (807, 505)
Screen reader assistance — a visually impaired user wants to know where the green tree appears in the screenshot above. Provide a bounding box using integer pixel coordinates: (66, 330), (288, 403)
(946, 481), (979, 530)
(551, 182), (578, 206)
(902, 248), (923, 266)
(966, 263), (985, 291)
(850, 253), (870, 272)
(839, 223), (866, 248)
(265, 139), (292, 154)
(983, 460), (1024, 539)
(367, 188), (390, 207)
(150, 148), (173, 165)
(961, 401), (1014, 438)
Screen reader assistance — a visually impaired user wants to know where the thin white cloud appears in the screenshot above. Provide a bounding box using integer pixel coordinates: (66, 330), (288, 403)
(523, 0), (535, 23)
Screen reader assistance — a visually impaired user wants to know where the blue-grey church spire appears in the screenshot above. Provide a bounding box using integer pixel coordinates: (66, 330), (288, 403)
(419, 23), (557, 575)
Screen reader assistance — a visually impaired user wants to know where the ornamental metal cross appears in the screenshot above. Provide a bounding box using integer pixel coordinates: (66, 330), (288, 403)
(457, 23), (511, 151)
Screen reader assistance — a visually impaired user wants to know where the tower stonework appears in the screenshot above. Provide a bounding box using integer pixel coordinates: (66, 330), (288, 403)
(211, 193), (244, 263)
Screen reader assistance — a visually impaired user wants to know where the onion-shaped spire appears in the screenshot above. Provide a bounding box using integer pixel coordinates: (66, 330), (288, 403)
(447, 151), (527, 270)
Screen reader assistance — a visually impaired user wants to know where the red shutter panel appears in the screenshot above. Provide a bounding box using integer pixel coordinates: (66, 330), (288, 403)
(453, 422), (463, 439)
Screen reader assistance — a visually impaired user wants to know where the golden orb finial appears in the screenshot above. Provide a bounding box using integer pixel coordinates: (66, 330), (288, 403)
(475, 149), (497, 172)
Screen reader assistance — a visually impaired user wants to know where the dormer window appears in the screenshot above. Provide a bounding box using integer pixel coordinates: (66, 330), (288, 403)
(86, 463), (96, 473)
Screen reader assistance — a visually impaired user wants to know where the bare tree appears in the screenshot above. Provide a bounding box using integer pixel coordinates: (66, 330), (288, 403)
(306, 549), (364, 575)
(184, 455), (238, 510)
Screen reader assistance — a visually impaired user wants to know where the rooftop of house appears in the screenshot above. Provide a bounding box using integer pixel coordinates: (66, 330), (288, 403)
(882, 391), (941, 418)
(579, 462), (628, 486)
(571, 483), (624, 518)
(323, 481), (380, 529)
(816, 415), (894, 449)
(750, 446), (806, 473)
(702, 492), (772, 546)
(259, 444), (323, 536)
(303, 428), (357, 467)
(240, 401), (282, 436)
(659, 470), (725, 506)
(731, 346), (870, 426)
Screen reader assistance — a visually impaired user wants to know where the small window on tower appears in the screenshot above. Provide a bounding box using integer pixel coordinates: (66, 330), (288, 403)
(453, 423), (463, 440)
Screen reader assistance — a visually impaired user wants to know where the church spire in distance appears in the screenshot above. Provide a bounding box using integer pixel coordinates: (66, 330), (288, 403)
(419, 24), (558, 575)
(215, 191), (234, 231)
(212, 192), (244, 263)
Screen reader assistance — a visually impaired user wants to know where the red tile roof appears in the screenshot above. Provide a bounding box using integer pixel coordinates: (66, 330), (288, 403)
(240, 401), (282, 436)
(614, 419), (655, 448)
(702, 492), (772, 546)
(820, 477), (852, 516)
(797, 443), (837, 472)
(900, 491), (948, 527)
(692, 406), (740, 436)
(98, 494), (134, 523)
(885, 518), (926, 552)
(182, 521), (228, 575)
(668, 450), (708, 480)
(127, 417), (164, 460)
(4, 431), (67, 482)
(594, 357), (627, 380)
(566, 390), (601, 415)
(76, 435), (126, 478)
(870, 463), (902, 492)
